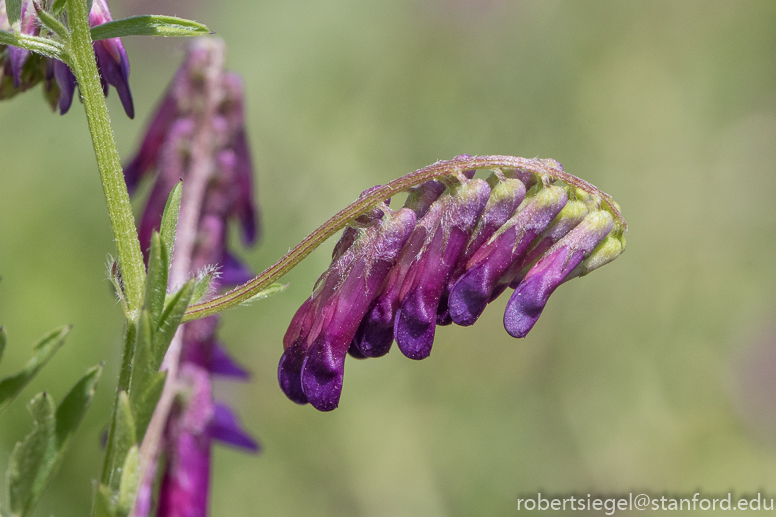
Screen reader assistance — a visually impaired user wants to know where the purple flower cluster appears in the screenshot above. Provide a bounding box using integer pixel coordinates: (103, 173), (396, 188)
(124, 40), (259, 517)
(0, 0), (133, 116)
(281, 161), (625, 411)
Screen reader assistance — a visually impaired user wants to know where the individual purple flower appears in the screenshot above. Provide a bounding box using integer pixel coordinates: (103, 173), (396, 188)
(447, 183), (568, 327)
(503, 209), (614, 337)
(393, 177), (491, 359)
(279, 205), (417, 411)
(7, 0), (37, 87)
(88, 0), (134, 118)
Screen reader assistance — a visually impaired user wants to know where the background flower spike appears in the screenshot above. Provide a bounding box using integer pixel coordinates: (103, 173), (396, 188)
(503, 209), (614, 338)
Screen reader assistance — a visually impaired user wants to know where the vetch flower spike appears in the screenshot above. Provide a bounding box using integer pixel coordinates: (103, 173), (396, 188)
(271, 156), (626, 411)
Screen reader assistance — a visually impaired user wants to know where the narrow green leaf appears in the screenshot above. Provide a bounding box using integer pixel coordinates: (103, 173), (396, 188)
(0, 326), (69, 415)
(239, 282), (288, 306)
(160, 182), (182, 264)
(8, 365), (102, 517)
(0, 31), (67, 60)
(152, 280), (194, 370)
(7, 392), (57, 517)
(144, 232), (169, 326)
(33, 4), (69, 39)
(133, 371), (166, 441)
(117, 445), (139, 514)
(190, 271), (214, 305)
(93, 484), (117, 517)
(6, 0), (22, 26)
(54, 364), (102, 449)
(91, 15), (211, 40)
(106, 392), (136, 492)
(129, 312), (154, 399)
(0, 326), (7, 365)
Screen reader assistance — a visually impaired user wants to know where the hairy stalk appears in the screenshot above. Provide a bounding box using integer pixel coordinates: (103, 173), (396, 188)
(65, 0), (146, 315)
(182, 154), (626, 322)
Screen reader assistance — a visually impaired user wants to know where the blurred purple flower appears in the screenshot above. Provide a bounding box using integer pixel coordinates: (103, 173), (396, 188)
(0, 0), (134, 116)
(282, 165), (626, 411)
(126, 40), (260, 516)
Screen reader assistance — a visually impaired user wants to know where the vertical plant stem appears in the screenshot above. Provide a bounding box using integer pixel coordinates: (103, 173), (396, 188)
(65, 0), (145, 315)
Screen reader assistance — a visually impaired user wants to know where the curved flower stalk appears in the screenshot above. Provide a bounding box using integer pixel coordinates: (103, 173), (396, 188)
(279, 158), (626, 411)
(0, 0), (133, 116)
(122, 39), (259, 517)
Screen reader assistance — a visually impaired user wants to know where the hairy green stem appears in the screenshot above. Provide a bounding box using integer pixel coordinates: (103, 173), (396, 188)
(182, 154), (626, 322)
(65, 0), (146, 315)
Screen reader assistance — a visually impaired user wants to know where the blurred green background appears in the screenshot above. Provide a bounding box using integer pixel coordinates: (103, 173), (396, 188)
(2, 0), (776, 515)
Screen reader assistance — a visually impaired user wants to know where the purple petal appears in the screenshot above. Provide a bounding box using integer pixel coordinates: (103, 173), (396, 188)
(301, 336), (345, 411)
(504, 210), (614, 338)
(232, 128), (259, 245)
(123, 88), (179, 191)
(53, 60), (77, 115)
(89, 0), (134, 118)
(278, 344), (309, 405)
(93, 39), (134, 118)
(209, 342), (250, 380)
(210, 403), (261, 452)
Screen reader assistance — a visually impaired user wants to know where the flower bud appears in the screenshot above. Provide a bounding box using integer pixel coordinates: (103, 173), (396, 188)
(448, 184), (568, 326)
(503, 209), (614, 338)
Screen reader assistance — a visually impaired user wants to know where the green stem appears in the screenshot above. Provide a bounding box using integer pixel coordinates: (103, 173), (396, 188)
(65, 0), (146, 316)
(182, 154), (626, 322)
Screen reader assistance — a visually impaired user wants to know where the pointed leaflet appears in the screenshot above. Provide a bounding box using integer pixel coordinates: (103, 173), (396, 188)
(90, 15), (211, 40)
(106, 391), (137, 492)
(133, 371), (166, 440)
(7, 392), (56, 517)
(33, 5), (68, 39)
(238, 282), (288, 307)
(7, 365), (101, 517)
(93, 484), (118, 517)
(159, 181), (182, 266)
(152, 279), (195, 370)
(145, 232), (169, 326)
(117, 445), (140, 515)
(6, 0), (21, 26)
(190, 271), (214, 305)
(129, 311), (155, 402)
(0, 326), (69, 415)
